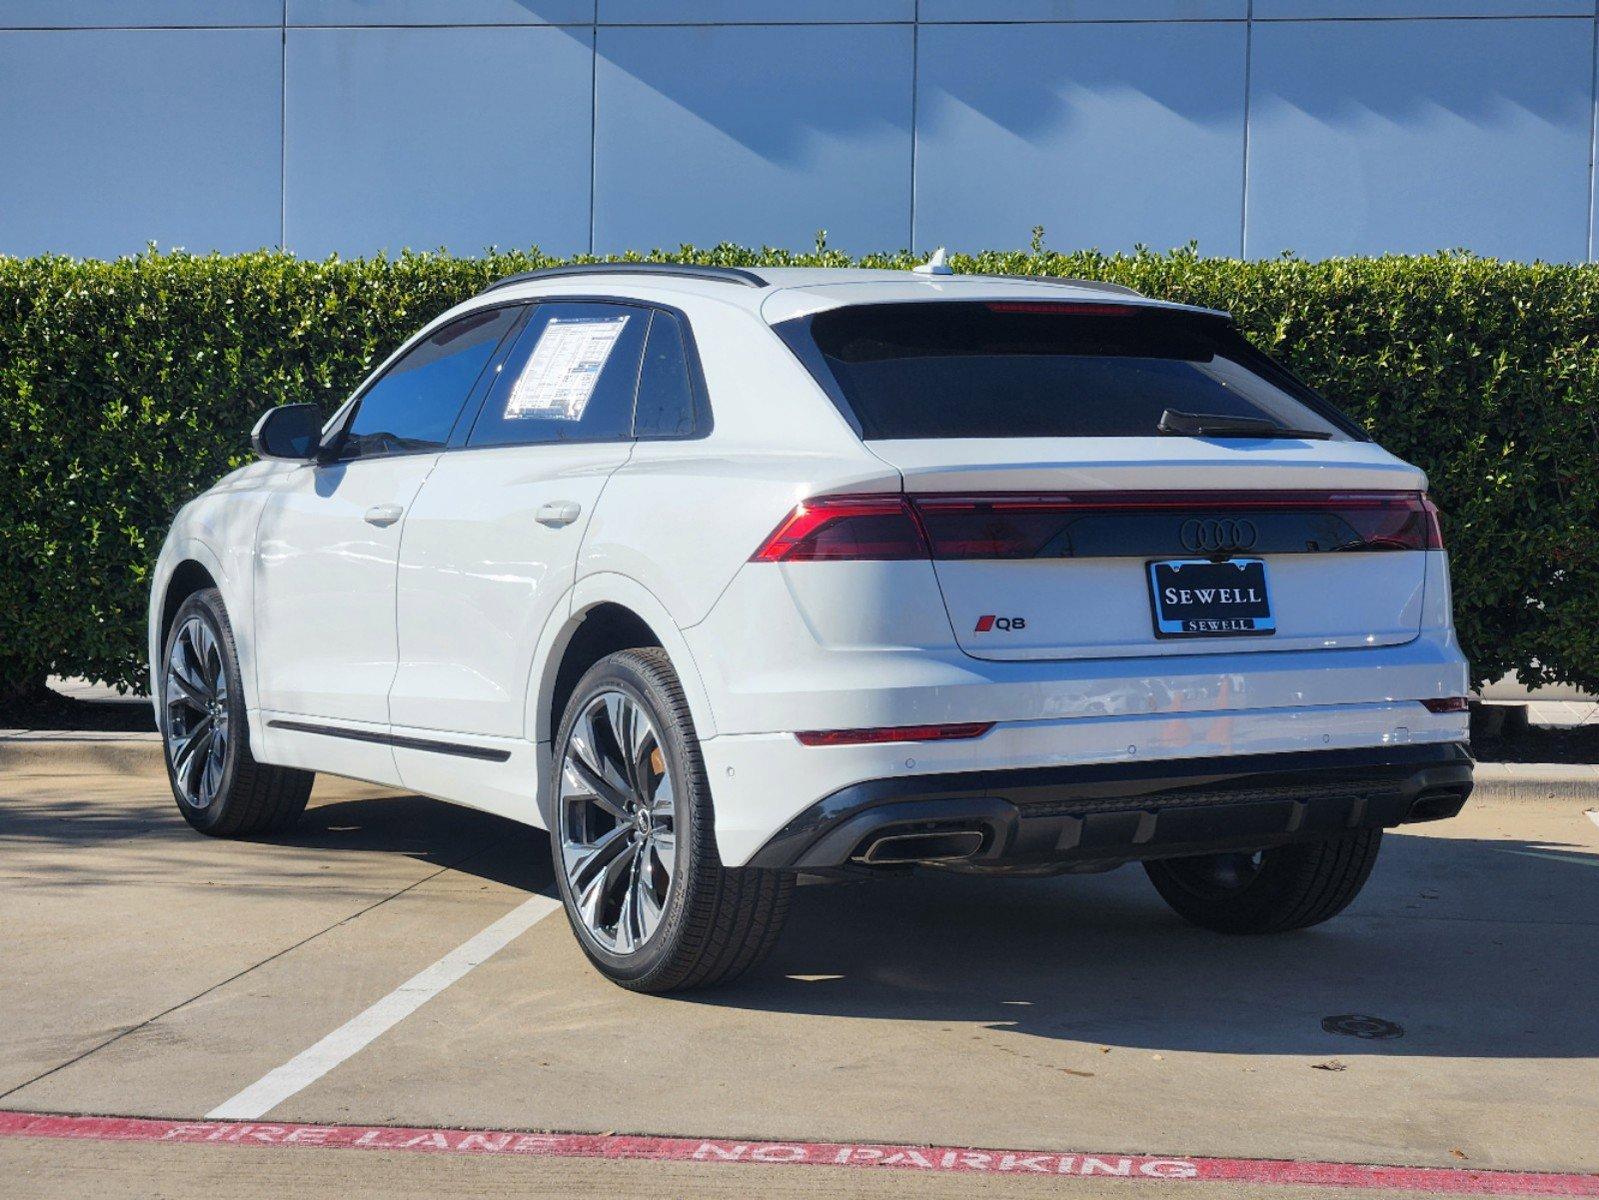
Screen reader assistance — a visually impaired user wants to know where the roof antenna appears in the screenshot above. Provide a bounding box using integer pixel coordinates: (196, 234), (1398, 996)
(913, 246), (953, 276)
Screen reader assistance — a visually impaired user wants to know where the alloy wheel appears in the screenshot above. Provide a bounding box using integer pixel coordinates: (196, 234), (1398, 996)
(558, 690), (677, 955)
(163, 615), (230, 810)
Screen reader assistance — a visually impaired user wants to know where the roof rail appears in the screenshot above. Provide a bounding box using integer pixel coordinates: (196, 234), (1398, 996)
(988, 274), (1144, 297)
(479, 262), (768, 295)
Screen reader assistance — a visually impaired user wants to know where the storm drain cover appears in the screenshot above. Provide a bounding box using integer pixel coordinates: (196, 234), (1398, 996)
(1321, 1014), (1404, 1040)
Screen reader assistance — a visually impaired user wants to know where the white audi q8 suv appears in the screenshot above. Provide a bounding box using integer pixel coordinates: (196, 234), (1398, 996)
(149, 262), (1473, 991)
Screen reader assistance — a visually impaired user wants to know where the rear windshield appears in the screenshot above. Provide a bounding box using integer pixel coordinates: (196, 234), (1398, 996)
(777, 301), (1362, 441)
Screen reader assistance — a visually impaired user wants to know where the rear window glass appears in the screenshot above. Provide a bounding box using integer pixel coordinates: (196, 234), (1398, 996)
(779, 301), (1360, 441)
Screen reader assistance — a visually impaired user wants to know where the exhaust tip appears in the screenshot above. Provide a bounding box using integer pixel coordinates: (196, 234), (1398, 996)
(1408, 788), (1468, 823)
(855, 829), (986, 865)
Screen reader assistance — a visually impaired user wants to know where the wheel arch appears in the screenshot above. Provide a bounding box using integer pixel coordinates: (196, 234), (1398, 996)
(149, 540), (234, 716)
(529, 574), (720, 826)
(158, 560), (221, 656)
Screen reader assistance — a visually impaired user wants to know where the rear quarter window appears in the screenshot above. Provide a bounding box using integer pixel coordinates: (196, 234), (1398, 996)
(775, 301), (1364, 442)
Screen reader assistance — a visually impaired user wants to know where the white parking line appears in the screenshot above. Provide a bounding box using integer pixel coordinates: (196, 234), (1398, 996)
(206, 893), (562, 1121)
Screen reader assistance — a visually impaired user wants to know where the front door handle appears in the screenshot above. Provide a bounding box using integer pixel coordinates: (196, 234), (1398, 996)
(364, 503), (404, 527)
(536, 500), (583, 528)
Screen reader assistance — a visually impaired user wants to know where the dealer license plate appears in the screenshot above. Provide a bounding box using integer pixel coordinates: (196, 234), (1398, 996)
(1148, 558), (1275, 638)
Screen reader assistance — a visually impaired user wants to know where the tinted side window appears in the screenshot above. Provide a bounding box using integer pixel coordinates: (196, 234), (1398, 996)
(467, 302), (647, 448)
(342, 307), (520, 460)
(633, 311), (698, 439)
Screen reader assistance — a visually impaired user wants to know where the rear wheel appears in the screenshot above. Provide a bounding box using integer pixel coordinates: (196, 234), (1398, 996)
(1144, 829), (1383, 934)
(161, 589), (313, 837)
(551, 647), (792, 992)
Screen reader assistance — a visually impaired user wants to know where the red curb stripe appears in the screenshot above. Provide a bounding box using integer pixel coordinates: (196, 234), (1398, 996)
(1, 1110), (1596, 1196)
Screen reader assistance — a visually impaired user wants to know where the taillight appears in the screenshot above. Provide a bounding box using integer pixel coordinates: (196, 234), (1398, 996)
(1413, 494), (1446, 551)
(795, 722), (994, 747)
(752, 490), (1443, 562)
(1419, 697), (1470, 713)
(912, 491), (1444, 558)
(750, 495), (928, 562)
(913, 496), (1079, 559)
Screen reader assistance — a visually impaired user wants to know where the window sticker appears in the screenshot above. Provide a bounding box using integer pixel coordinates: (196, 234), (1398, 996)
(504, 314), (631, 421)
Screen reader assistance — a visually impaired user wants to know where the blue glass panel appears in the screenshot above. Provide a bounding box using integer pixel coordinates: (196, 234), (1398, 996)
(593, 24), (914, 253)
(0, 29), (280, 256)
(284, 25), (594, 257)
(915, 22), (1246, 254)
(1246, 18), (1592, 261)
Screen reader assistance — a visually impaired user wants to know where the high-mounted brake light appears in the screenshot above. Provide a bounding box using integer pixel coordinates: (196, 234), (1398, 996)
(795, 722), (995, 747)
(750, 495), (928, 562)
(984, 301), (1140, 317)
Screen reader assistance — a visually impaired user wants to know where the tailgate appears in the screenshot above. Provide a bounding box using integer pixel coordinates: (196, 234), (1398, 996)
(874, 438), (1432, 663)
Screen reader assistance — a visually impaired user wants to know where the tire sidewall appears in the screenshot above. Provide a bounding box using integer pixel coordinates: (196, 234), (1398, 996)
(1146, 831), (1383, 934)
(550, 652), (703, 985)
(161, 589), (248, 834)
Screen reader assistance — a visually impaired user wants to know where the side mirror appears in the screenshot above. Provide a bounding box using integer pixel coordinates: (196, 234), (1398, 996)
(251, 403), (323, 461)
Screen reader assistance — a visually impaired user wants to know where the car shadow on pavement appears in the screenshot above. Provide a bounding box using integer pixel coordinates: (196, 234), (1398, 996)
(0, 783), (552, 897)
(7, 779), (1594, 1062)
(271, 794), (1598, 1066)
(700, 829), (1599, 1061)
(284, 793), (553, 893)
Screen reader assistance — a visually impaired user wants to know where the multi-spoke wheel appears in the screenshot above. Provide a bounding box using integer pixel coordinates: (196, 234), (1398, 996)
(1145, 829), (1384, 934)
(160, 588), (312, 837)
(550, 647), (793, 992)
(164, 614), (230, 812)
(558, 690), (678, 955)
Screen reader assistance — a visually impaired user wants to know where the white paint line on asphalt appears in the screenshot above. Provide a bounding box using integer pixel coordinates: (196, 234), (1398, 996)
(206, 893), (562, 1121)
(1507, 849), (1599, 869)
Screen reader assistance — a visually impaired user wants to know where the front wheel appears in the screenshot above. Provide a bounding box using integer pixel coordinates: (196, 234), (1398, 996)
(1144, 829), (1383, 934)
(160, 588), (313, 837)
(551, 647), (792, 992)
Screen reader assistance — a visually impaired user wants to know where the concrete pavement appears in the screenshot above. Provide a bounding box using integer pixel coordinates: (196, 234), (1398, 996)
(3, 757), (1597, 1197)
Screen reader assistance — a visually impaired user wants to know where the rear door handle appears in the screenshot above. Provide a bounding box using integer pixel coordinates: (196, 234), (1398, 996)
(536, 500), (583, 528)
(363, 503), (404, 527)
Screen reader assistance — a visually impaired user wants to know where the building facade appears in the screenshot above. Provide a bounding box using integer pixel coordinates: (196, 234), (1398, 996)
(1, 1), (1595, 262)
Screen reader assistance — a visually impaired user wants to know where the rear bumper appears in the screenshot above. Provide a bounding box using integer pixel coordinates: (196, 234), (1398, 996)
(745, 742), (1473, 871)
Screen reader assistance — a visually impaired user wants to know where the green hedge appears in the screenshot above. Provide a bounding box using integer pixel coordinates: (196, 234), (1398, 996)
(2, 244), (1596, 699)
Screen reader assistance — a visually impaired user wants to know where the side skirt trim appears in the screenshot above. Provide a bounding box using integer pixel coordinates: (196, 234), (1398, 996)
(266, 719), (512, 764)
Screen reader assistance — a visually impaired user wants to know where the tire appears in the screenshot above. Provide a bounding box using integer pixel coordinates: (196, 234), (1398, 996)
(1144, 829), (1383, 934)
(551, 647), (793, 992)
(160, 588), (313, 837)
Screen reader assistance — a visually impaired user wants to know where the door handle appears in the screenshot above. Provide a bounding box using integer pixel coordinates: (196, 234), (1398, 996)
(364, 503), (404, 527)
(536, 500), (583, 528)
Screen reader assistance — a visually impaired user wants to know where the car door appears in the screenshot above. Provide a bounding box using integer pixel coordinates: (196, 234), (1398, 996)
(388, 301), (650, 789)
(252, 305), (521, 781)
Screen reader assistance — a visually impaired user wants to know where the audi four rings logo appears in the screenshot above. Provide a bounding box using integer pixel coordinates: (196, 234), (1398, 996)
(1179, 517), (1259, 554)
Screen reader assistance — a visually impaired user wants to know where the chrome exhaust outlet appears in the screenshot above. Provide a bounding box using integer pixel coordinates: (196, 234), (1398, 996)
(855, 829), (986, 865)
(1407, 787), (1469, 823)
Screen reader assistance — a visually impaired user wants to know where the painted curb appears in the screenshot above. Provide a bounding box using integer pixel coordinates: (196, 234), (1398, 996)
(1, 1111), (1595, 1196)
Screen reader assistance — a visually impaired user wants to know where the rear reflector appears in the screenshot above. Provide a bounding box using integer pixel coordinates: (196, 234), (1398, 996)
(1418, 697), (1470, 713)
(750, 495), (928, 562)
(795, 722), (995, 747)
(753, 491), (1443, 563)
